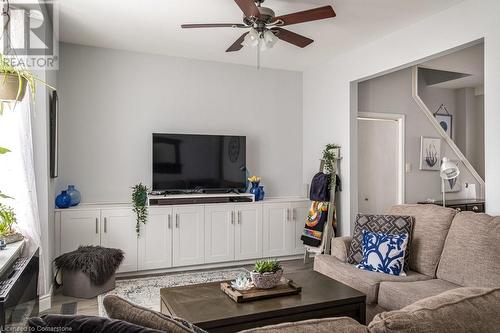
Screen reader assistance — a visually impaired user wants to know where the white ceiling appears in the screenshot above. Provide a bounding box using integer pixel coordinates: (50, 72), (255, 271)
(58, 0), (466, 71)
(420, 43), (484, 89)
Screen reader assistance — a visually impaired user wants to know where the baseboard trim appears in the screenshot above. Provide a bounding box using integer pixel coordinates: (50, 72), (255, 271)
(39, 285), (53, 313)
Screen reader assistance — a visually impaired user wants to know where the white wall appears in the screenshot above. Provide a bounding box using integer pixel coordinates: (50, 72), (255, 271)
(57, 43), (303, 202)
(303, 0), (500, 235)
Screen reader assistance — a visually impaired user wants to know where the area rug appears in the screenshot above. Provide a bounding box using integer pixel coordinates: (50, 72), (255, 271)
(98, 268), (249, 316)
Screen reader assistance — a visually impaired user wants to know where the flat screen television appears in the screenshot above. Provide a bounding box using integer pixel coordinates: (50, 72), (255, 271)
(152, 133), (247, 193)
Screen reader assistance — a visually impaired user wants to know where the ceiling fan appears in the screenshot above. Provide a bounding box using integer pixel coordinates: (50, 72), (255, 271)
(181, 0), (336, 53)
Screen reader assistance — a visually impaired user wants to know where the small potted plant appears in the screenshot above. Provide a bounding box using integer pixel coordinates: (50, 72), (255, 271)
(0, 203), (23, 244)
(250, 259), (283, 289)
(132, 183), (149, 236)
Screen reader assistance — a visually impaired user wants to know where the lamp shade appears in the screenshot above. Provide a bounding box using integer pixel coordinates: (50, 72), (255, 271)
(243, 28), (260, 47)
(440, 157), (460, 180)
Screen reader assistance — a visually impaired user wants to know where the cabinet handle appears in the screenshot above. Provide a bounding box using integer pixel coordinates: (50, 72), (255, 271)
(286, 208), (290, 221)
(238, 211), (241, 224)
(104, 217), (107, 233)
(168, 214), (172, 229)
(95, 218), (98, 234)
(231, 211), (234, 225)
(292, 209), (296, 221)
(176, 214), (179, 228)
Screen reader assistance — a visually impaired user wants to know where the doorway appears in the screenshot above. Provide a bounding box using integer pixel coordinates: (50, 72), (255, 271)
(357, 113), (405, 214)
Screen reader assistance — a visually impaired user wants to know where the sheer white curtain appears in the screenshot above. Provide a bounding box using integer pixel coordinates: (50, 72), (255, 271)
(0, 94), (45, 293)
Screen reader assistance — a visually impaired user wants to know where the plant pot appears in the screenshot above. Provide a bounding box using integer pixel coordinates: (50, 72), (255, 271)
(0, 232), (23, 244)
(250, 269), (283, 289)
(0, 73), (27, 102)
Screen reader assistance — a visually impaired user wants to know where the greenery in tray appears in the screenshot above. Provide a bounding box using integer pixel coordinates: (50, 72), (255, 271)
(132, 183), (149, 237)
(254, 259), (282, 274)
(0, 203), (16, 237)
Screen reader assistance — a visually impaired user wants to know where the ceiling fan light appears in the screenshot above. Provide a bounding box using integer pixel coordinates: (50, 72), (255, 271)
(243, 28), (260, 47)
(263, 30), (278, 48)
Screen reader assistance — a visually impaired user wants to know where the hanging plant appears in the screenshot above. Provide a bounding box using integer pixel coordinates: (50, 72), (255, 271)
(132, 183), (149, 236)
(322, 144), (341, 175)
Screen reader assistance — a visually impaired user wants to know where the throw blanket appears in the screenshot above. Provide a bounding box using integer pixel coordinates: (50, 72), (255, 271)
(300, 201), (329, 247)
(54, 246), (124, 285)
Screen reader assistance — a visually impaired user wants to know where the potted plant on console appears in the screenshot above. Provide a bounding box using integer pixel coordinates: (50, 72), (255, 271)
(132, 183), (149, 236)
(250, 259), (283, 289)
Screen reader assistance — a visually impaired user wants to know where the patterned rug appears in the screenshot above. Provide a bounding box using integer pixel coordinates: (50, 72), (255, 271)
(98, 268), (249, 316)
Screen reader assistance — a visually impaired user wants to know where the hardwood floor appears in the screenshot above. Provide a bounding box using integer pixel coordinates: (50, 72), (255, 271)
(42, 259), (314, 317)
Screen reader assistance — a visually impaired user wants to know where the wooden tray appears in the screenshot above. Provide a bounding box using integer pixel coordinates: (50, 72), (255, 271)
(221, 278), (302, 303)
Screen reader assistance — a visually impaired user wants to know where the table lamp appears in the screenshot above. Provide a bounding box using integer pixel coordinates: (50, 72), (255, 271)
(440, 157), (460, 207)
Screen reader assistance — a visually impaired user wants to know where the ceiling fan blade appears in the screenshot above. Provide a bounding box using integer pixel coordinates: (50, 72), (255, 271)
(275, 6), (336, 26)
(234, 0), (261, 18)
(181, 23), (247, 29)
(226, 32), (249, 52)
(272, 28), (313, 48)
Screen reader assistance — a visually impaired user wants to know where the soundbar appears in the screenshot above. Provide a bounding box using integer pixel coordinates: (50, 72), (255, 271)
(148, 193), (255, 206)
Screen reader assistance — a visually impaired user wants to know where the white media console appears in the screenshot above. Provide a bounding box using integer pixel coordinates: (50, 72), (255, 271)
(54, 196), (309, 275)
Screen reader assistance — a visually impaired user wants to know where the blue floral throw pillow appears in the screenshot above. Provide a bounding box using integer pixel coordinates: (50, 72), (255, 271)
(356, 231), (409, 276)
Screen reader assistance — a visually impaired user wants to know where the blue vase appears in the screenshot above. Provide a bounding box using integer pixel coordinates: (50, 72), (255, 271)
(67, 185), (81, 206)
(55, 191), (72, 209)
(258, 186), (265, 201)
(249, 182), (261, 200)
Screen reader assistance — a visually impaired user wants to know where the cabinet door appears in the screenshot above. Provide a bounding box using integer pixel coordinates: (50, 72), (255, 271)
(204, 204), (235, 263)
(60, 210), (101, 254)
(138, 207), (173, 271)
(173, 205), (205, 267)
(291, 201), (310, 254)
(235, 204), (263, 260)
(101, 209), (138, 273)
(263, 203), (293, 257)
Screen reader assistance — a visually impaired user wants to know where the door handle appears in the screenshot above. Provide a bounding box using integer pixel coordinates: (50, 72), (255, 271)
(95, 218), (98, 234)
(176, 214), (179, 228)
(168, 214), (172, 229)
(104, 217), (107, 233)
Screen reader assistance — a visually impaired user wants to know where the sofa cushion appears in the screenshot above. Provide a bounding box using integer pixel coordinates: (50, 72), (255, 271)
(239, 317), (369, 333)
(378, 279), (459, 310)
(28, 315), (164, 333)
(437, 212), (500, 287)
(389, 204), (456, 277)
(103, 295), (207, 333)
(369, 287), (500, 333)
(314, 254), (431, 304)
(347, 214), (414, 272)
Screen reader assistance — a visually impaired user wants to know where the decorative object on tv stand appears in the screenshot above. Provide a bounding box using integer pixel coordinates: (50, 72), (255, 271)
(230, 276), (253, 291)
(66, 185), (81, 206)
(258, 185), (265, 201)
(434, 104), (453, 139)
(55, 190), (72, 209)
(248, 176), (261, 201)
(420, 136), (441, 171)
(440, 157), (460, 207)
(132, 183), (149, 236)
(250, 259), (283, 289)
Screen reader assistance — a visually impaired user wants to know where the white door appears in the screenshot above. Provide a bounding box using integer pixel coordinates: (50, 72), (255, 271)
(235, 204), (263, 260)
(358, 116), (403, 214)
(204, 204), (235, 263)
(291, 201), (309, 254)
(173, 205), (205, 267)
(101, 209), (138, 273)
(263, 203), (293, 257)
(138, 207), (173, 271)
(60, 210), (101, 254)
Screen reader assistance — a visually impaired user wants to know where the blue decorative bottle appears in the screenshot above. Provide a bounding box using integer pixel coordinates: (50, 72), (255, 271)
(55, 191), (72, 209)
(258, 186), (265, 201)
(249, 182), (261, 201)
(67, 185), (81, 206)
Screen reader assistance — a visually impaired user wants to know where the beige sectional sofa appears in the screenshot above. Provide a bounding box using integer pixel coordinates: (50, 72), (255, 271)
(314, 204), (500, 320)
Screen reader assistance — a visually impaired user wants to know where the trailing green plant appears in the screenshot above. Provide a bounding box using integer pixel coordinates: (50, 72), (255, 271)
(132, 183), (149, 236)
(322, 144), (341, 175)
(254, 259), (282, 274)
(0, 203), (16, 236)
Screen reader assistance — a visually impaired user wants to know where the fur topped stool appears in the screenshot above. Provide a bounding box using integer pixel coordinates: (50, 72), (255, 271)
(54, 246), (124, 299)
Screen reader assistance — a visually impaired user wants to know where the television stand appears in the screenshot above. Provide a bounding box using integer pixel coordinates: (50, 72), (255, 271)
(148, 193), (255, 206)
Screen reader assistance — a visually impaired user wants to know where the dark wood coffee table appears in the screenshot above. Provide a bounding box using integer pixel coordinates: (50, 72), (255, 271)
(160, 270), (366, 333)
